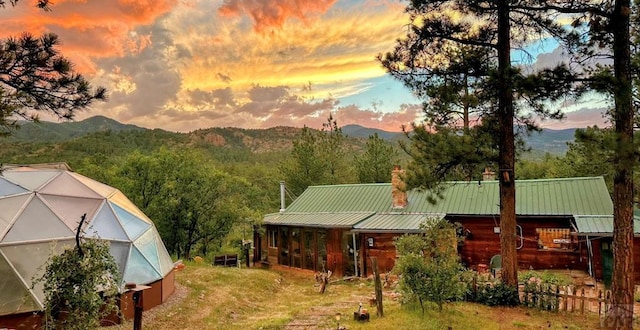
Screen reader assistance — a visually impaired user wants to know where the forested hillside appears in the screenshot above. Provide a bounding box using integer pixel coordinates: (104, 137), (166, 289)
(0, 116), (598, 260)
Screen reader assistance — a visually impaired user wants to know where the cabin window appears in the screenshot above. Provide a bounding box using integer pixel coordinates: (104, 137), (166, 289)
(268, 229), (278, 248)
(536, 228), (574, 251)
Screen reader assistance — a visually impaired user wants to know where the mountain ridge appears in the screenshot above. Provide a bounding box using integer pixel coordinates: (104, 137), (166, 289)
(5, 116), (577, 155)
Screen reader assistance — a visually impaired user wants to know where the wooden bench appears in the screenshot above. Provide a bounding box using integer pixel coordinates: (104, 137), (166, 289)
(213, 254), (238, 267)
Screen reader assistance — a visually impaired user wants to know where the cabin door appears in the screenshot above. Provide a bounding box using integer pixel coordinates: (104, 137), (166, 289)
(600, 239), (613, 288)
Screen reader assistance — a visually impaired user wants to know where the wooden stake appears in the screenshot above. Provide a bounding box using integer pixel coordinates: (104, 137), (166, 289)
(371, 257), (383, 317)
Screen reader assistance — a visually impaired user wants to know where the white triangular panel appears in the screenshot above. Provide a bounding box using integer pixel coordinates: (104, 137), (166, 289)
(122, 246), (161, 285)
(1, 240), (75, 306)
(2, 196), (74, 243)
(68, 172), (117, 198)
(86, 203), (128, 241)
(0, 252), (40, 314)
(40, 194), (103, 231)
(0, 177), (28, 197)
(0, 194), (31, 241)
(154, 231), (175, 276)
(108, 241), (131, 278)
(134, 230), (161, 275)
(109, 191), (152, 224)
(1, 171), (60, 191)
(111, 203), (151, 240)
(39, 172), (102, 199)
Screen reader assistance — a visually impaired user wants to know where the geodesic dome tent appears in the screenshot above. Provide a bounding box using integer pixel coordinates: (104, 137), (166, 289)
(0, 164), (175, 317)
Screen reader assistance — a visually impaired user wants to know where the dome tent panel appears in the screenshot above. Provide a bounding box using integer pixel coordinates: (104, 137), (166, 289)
(1, 240), (75, 307)
(0, 177), (28, 196)
(123, 246), (162, 285)
(1, 170), (60, 191)
(0, 194), (31, 241)
(108, 240), (131, 280)
(86, 202), (128, 241)
(0, 252), (39, 315)
(108, 191), (153, 224)
(38, 171), (102, 199)
(133, 229), (162, 276)
(110, 202), (151, 241)
(68, 172), (118, 198)
(2, 196), (74, 244)
(40, 194), (103, 231)
(0, 165), (176, 322)
(153, 231), (175, 276)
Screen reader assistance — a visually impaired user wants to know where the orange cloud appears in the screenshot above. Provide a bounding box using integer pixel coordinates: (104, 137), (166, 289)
(218, 0), (337, 32)
(0, 0), (177, 73)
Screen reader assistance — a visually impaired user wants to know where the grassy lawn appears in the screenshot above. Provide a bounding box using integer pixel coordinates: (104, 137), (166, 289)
(128, 262), (613, 329)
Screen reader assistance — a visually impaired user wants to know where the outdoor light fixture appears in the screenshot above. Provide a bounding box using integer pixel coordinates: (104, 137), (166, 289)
(335, 312), (341, 329)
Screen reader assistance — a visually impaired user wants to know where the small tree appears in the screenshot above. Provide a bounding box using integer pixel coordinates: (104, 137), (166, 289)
(34, 229), (121, 329)
(393, 218), (467, 312)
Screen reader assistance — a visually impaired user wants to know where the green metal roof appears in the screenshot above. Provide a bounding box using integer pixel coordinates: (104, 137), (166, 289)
(283, 177), (612, 216)
(263, 212), (374, 228)
(573, 215), (640, 235)
(353, 213), (445, 233)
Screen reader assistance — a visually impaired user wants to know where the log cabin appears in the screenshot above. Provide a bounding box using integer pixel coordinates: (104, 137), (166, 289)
(256, 167), (640, 284)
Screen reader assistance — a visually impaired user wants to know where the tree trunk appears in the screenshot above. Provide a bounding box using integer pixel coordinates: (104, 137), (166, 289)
(606, 0), (634, 328)
(497, 0), (518, 288)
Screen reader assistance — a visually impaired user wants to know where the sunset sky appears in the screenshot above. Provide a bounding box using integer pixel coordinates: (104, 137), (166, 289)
(1, 0), (609, 132)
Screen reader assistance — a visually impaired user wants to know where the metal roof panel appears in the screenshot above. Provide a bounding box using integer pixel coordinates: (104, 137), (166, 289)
(263, 212), (374, 228)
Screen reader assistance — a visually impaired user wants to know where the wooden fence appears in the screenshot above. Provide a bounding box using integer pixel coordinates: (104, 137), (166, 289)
(469, 277), (612, 316)
(521, 285), (611, 315)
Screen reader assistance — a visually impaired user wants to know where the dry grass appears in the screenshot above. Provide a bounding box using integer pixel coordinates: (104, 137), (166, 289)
(118, 262), (622, 329)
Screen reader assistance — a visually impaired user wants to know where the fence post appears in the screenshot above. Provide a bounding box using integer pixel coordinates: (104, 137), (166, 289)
(371, 257), (383, 317)
(563, 285), (568, 312)
(598, 290), (603, 316)
(555, 286), (560, 312)
(580, 288), (585, 315)
(604, 290), (611, 319)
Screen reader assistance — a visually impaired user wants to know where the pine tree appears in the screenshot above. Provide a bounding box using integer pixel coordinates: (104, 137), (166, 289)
(379, 0), (580, 288)
(0, 3), (106, 135)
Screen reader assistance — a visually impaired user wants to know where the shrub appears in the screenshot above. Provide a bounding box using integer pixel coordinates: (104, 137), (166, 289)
(473, 282), (520, 307)
(393, 218), (468, 312)
(33, 238), (121, 330)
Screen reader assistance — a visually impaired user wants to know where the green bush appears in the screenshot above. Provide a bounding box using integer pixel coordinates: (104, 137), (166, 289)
(471, 282), (520, 307)
(394, 218), (468, 312)
(33, 239), (121, 330)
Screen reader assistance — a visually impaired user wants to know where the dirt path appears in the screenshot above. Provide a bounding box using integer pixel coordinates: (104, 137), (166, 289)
(284, 292), (373, 330)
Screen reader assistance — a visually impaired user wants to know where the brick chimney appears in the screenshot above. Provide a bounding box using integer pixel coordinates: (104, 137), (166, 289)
(392, 165), (407, 209)
(482, 167), (496, 181)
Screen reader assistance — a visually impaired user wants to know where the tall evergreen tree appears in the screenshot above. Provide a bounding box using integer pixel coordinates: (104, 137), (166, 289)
(379, 0), (579, 287)
(279, 126), (326, 197)
(354, 133), (397, 183)
(536, 1), (636, 326)
(318, 114), (354, 184)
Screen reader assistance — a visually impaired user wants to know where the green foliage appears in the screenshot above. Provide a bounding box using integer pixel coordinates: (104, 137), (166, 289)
(33, 239), (121, 330)
(317, 114), (354, 185)
(354, 132), (397, 183)
(280, 115), (357, 196)
(113, 147), (262, 259)
(393, 218), (468, 312)
(518, 270), (572, 287)
(470, 282), (520, 307)
(0, 32), (106, 135)
(401, 125), (497, 201)
(279, 126), (327, 197)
